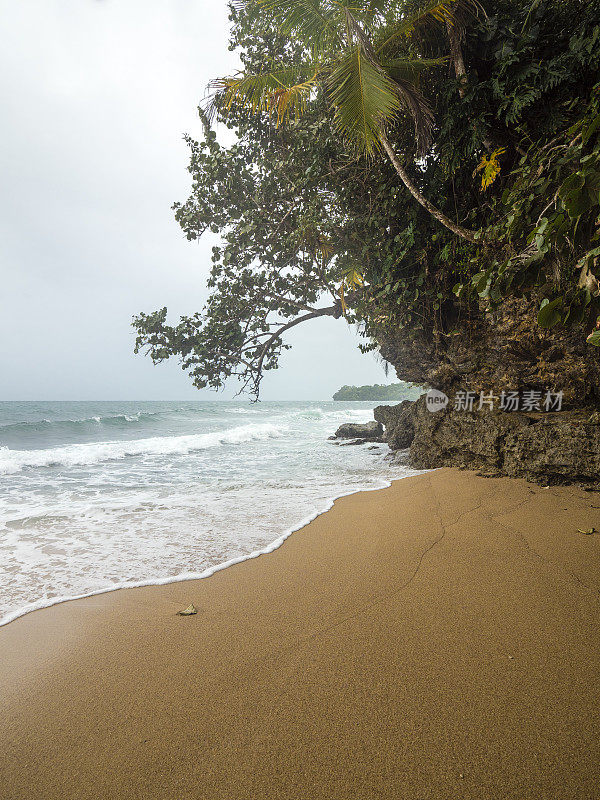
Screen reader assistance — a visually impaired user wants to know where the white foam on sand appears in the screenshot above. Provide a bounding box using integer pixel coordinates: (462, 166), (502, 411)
(0, 474), (421, 628)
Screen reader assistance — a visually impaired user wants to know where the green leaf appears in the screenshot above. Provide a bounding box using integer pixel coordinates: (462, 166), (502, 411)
(328, 46), (401, 155)
(562, 189), (592, 219)
(584, 171), (600, 200)
(582, 113), (600, 145)
(558, 172), (585, 199)
(586, 329), (600, 346)
(473, 270), (491, 294)
(537, 298), (562, 328)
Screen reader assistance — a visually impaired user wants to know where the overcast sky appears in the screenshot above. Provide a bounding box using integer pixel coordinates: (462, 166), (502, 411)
(0, 0), (391, 401)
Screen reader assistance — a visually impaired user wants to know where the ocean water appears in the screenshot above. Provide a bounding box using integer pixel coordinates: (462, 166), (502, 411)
(0, 400), (421, 626)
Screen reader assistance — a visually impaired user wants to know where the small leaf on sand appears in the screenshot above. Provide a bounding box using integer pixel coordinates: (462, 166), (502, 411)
(577, 528), (596, 535)
(177, 604), (197, 616)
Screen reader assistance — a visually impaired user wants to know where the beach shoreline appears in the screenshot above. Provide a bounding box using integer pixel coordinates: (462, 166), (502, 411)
(0, 469), (410, 630)
(0, 399), (411, 630)
(2, 467), (600, 799)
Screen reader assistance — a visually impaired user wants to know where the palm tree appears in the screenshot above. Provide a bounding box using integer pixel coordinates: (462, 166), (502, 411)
(208, 0), (479, 243)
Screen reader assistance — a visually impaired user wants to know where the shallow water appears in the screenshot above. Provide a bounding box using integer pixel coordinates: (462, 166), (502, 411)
(0, 400), (421, 625)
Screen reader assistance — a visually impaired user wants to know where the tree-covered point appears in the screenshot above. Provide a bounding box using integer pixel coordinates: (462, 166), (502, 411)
(333, 383), (423, 401)
(133, 0), (600, 398)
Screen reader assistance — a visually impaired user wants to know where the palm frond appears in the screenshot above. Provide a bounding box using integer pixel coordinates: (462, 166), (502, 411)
(236, 0), (344, 53)
(382, 55), (449, 83)
(328, 45), (401, 155)
(375, 0), (479, 54)
(343, 7), (379, 55)
(393, 77), (435, 156)
(269, 72), (320, 124)
(206, 65), (319, 125)
(340, 11), (438, 154)
(381, 57), (442, 154)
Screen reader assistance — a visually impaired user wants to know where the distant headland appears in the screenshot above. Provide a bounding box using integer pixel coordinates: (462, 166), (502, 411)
(333, 383), (422, 401)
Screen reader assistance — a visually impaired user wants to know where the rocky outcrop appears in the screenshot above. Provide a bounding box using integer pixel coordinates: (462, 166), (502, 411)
(374, 401), (415, 449)
(332, 421), (383, 440)
(375, 396), (600, 486)
(373, 291), (600, 485)
(378, 296), (600, 409)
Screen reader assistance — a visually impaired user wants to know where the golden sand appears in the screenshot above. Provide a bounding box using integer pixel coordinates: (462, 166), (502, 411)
(1, 468), (600, 799)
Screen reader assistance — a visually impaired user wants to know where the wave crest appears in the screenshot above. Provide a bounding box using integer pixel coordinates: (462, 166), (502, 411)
(0, 410), (160, 434)
(0, 423), (285, 474)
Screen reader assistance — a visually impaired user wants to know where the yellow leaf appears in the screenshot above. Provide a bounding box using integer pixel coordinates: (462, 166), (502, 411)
(474, 147), (506, 191)
(267, 70), (318, 126)
(339, 268), (365, 315)
(342, 268), (365, 288)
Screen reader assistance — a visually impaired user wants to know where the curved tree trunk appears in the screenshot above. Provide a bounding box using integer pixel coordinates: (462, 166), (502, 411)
(379, 133), (477, 243)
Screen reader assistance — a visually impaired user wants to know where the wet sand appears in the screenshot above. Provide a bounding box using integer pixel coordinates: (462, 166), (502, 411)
(1, 467), (600, 799)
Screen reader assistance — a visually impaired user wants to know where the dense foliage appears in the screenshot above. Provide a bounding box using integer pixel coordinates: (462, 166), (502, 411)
(333, 383), (422, 401)
(133, 0), (600, 397)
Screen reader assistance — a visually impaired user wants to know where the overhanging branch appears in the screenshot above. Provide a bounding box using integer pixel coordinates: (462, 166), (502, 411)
(255, 304), (341, 380)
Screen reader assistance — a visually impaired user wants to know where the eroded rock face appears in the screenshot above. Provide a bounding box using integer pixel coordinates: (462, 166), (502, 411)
(376, 396), (600, 485)
(378, 296), (600, 409)
(333, 420), (383, 440)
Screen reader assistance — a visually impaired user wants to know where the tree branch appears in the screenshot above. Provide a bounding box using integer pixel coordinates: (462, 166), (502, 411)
(255, 304), (341, 381)
(263, 292), (320, 313)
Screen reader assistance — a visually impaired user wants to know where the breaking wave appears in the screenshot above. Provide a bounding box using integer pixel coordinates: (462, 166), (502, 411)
(0, 423), (285, 474)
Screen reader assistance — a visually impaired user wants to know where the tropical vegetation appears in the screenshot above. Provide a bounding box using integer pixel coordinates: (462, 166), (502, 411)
(133, 0), (600, 398)
(333, 383), (422, 401)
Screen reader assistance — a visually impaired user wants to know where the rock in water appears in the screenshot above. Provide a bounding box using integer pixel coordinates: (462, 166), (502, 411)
(333, 421), (383, 440)
(374, 400), (416, 449)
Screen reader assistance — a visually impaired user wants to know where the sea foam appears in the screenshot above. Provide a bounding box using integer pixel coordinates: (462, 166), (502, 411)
(0, 400), (422, 629)
(0, 477), (400, 628)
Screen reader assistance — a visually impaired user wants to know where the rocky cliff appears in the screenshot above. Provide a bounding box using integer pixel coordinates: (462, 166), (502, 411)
(375, 398), (600, 486)
(378, 295), (600, 408)
(374, 295), (600, 486)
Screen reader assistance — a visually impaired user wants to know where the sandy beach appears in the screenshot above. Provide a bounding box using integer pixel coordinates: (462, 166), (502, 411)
(1, 467), (600, 799)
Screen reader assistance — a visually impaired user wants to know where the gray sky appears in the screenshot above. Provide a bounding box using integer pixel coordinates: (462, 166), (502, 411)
(0, 0), (390, 401)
